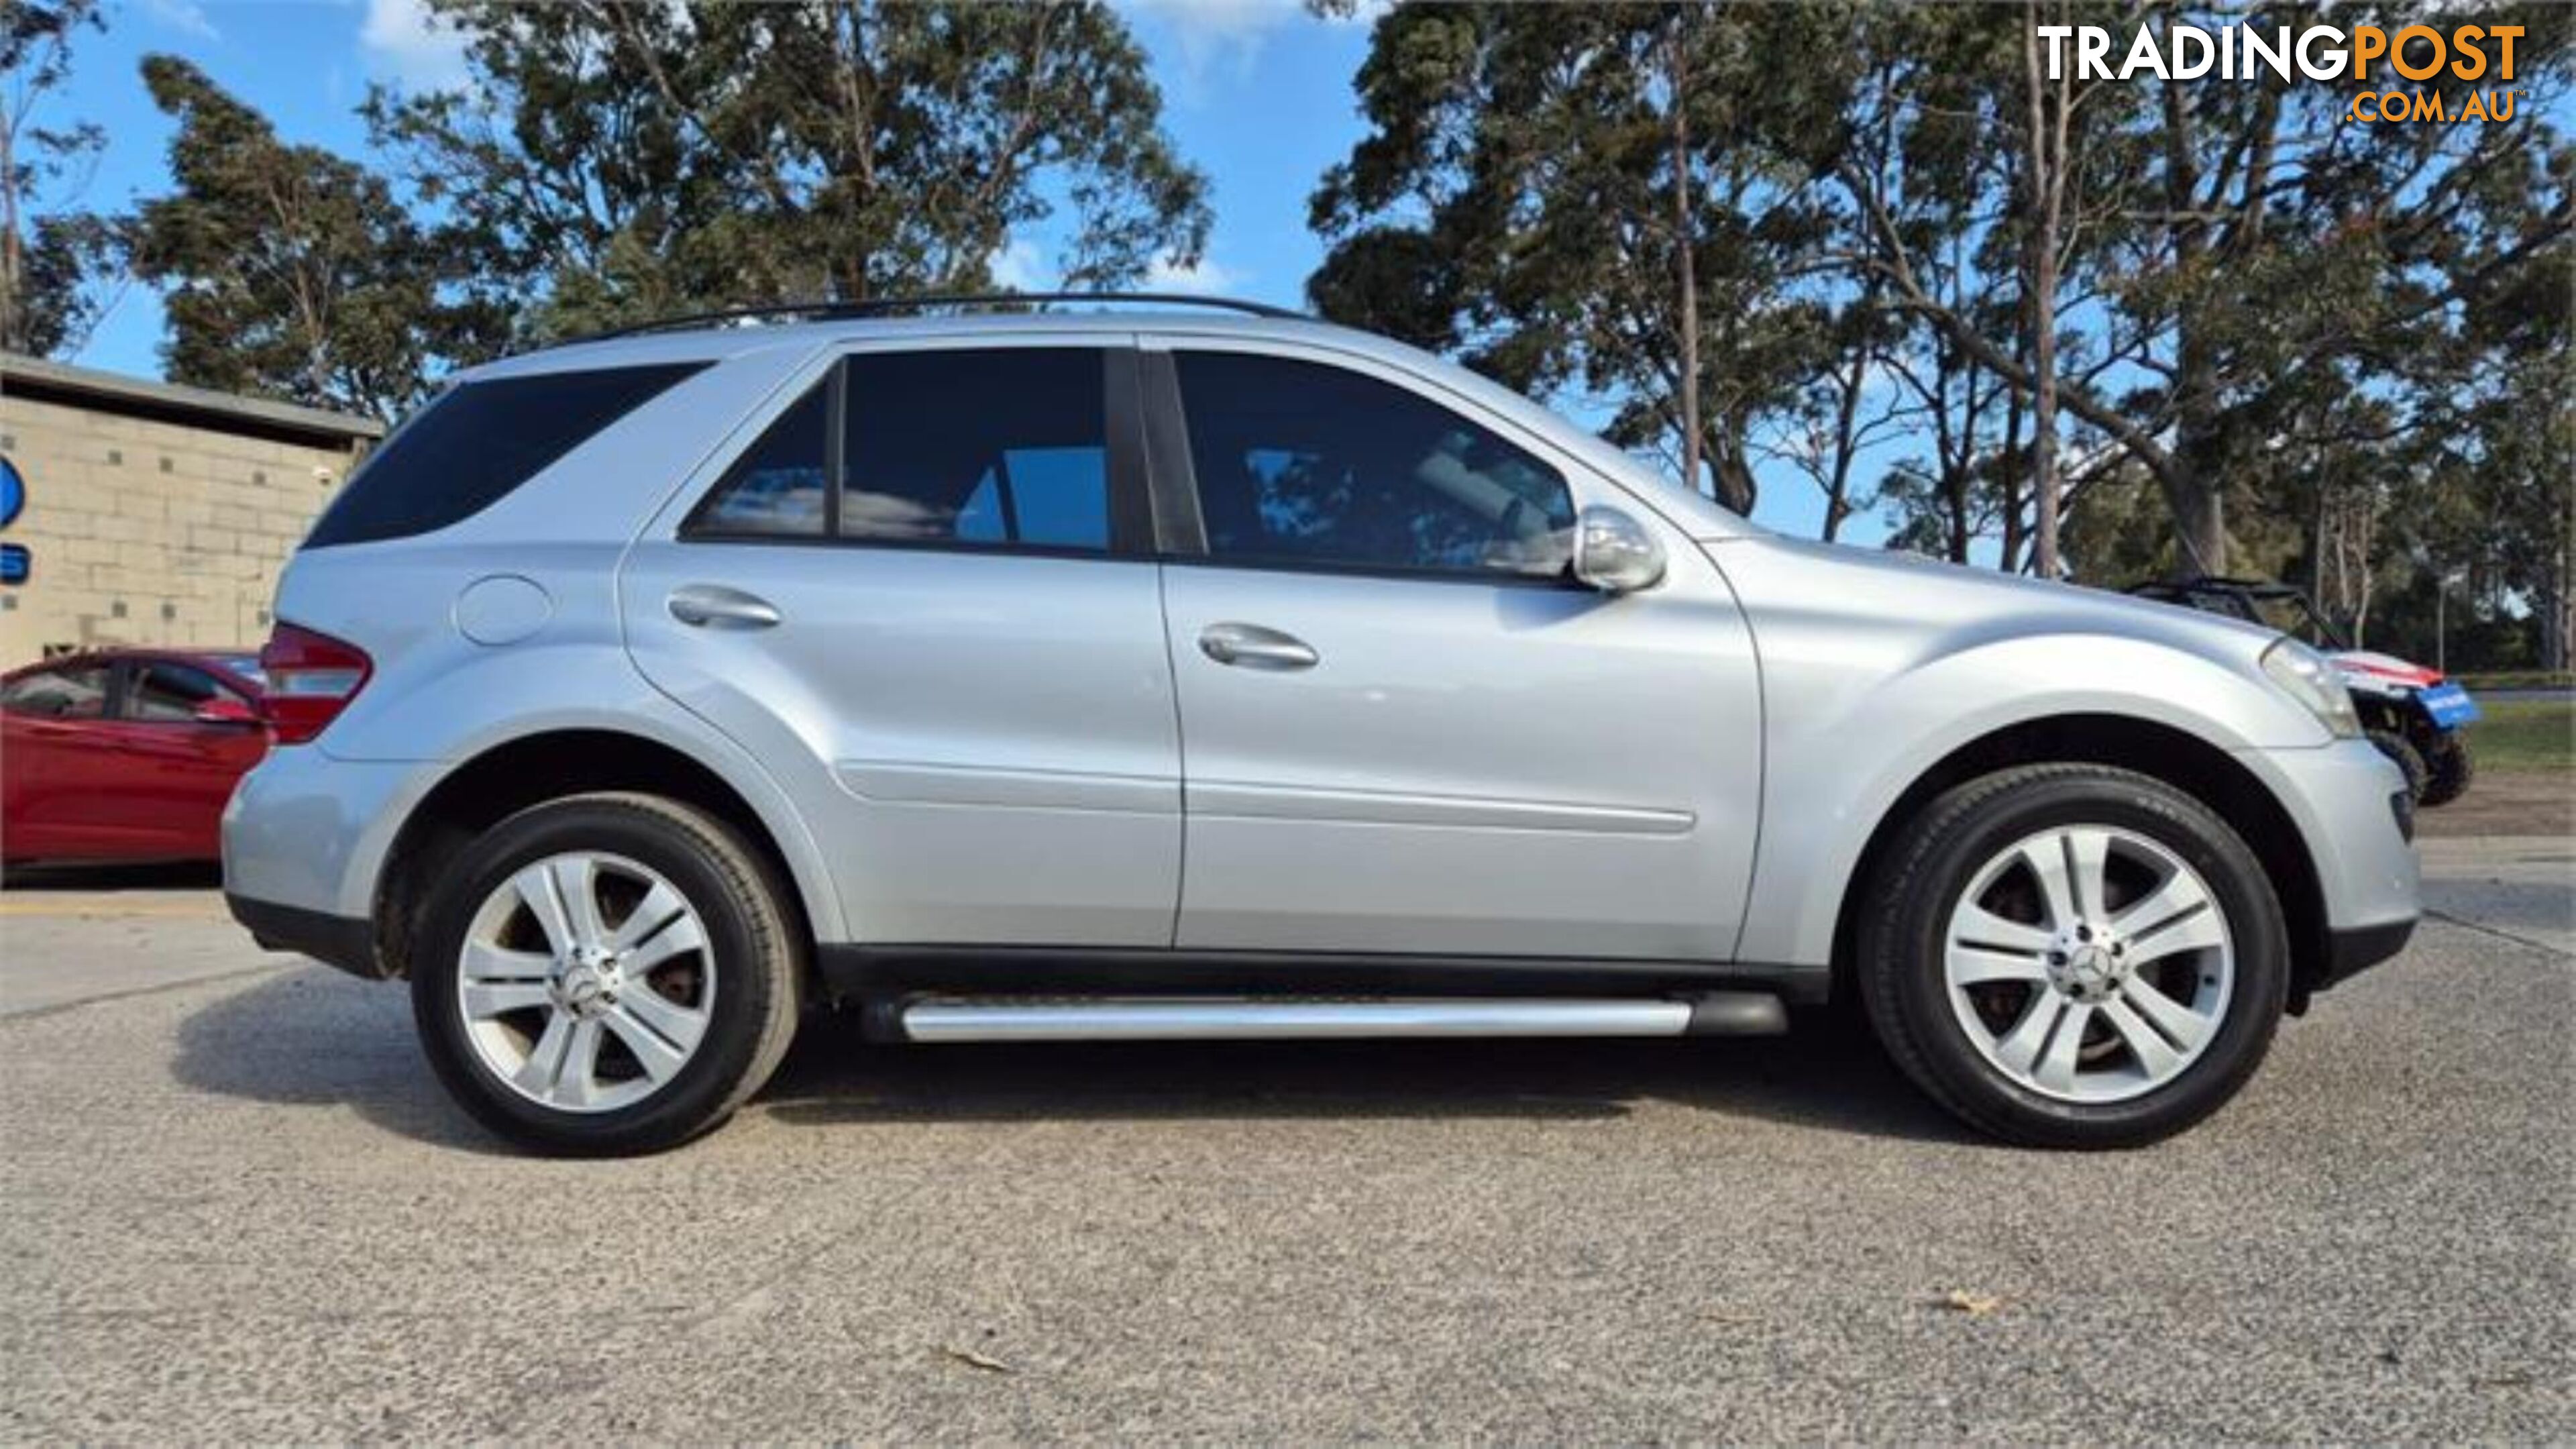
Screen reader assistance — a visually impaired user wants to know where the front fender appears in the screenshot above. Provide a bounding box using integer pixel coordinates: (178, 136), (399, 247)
(1731, 629), (2326, 967)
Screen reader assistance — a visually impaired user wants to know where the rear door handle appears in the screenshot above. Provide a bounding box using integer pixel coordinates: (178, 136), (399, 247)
(1198, 622), (1318, 671)
(667, 584), (782, 630)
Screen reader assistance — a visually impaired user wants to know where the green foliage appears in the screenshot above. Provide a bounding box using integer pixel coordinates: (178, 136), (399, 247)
(1, 0), (109, 356)
(119, 57), (492, 418)
(1316, 0), (2573, 667)
(10, 209), (111, 355)
(367, 0), (1212, 344)
(17, 0), (1203, 417)
(1311, 1), (1860, 512)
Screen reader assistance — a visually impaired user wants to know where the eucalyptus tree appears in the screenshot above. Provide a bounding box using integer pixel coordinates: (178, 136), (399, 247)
(1317, 0), (2569, 616)
(1850, 1), (2573, 577)
(1, 0), (107, 356)
(1309, 1), (1859, 514)
(366, 0), (1212, 343)
(120, 57), (490, 417)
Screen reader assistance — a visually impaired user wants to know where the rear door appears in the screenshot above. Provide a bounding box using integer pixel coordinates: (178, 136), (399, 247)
(621, 337), (1183, 947)
(1145, 339), (1764, 961)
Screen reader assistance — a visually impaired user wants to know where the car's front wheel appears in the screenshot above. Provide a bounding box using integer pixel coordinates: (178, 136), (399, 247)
(411, 792), (802, 1155)
(1859, 765), (2288, 1148)
(2418, 732), (2474, 808)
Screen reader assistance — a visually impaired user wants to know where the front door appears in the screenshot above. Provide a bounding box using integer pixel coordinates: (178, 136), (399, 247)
(1148, 341), (1763, 961)
(622, 339), (1181, 947)
(101, 658), (270, 857)
(1, 659), (118, 859)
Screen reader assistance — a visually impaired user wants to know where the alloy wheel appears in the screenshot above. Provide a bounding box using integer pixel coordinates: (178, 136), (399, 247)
(1942, 825), (2235, 1104)
(455, 851), (717, 1113)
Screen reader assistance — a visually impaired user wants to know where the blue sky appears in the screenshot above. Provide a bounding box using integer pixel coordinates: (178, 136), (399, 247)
(42, 0), (1862, 539)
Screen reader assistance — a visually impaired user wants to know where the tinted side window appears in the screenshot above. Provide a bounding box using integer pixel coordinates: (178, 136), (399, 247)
(126, 663), (244, 722)
(842, 350), (1108, 550)
(1174, 352), (1576, 579)
(693, 383), (830, 537)
(1, 664), (109, 719)
(306, 363), (706, 548)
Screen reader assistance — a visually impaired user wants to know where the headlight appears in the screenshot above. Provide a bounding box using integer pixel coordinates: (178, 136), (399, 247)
(2261, 638), (2361, 739)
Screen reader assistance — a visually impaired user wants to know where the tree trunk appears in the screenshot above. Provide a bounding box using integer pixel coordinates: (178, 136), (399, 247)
(1667, 23), (1705, 506)
(2161, 465), (2224, 578)
(1, 114), (22, 352)
(1709, 416), (1757, 515)
(2306, 490), (2326, 597)
(1820, 340), (1867, 543)
(1999, 332), (2027, 573)
(2023, 12), (2064, 580)
(2156, 46), (2226, 581)
(1930, 338), (1971, 563)
(2545, 541), (2571, 672)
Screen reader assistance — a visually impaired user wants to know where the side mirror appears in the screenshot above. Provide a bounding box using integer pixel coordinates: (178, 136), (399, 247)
(193, 696), (262, 727)
(1570, 505), (1666, 594)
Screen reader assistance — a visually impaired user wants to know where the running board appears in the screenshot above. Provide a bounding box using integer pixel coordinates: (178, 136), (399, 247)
(894, 992), (1786, 1043)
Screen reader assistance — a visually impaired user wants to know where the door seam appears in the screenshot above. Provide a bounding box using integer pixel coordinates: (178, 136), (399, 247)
(1155, 560), (1189, 949)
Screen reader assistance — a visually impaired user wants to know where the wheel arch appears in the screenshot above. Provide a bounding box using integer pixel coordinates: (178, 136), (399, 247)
(370, 727), (836, 982)
(1825, 713), (2332, 1014)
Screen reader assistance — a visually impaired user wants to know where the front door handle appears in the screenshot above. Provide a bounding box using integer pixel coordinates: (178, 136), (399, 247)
(667, 584), (782, 630)
(1198, 622), (1318, 672)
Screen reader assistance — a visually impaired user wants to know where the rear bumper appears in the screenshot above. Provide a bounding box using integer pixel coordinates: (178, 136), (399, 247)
(227, 892), (383, 979)
(221, 747), (425, 919)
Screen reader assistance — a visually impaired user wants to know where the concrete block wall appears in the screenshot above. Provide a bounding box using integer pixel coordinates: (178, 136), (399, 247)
(0, 392), (367, 667)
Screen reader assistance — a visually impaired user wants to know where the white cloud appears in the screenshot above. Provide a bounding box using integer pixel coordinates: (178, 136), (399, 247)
(1145, 255), (1245, 296)
(988, 238), (1055, 293)
(981, 241), (1239, 298)
(1121, 0), (1307, 96)
(360, 0), (473, 91)
(1320, 0), (1393, 23)
(144, 0), (219, 41)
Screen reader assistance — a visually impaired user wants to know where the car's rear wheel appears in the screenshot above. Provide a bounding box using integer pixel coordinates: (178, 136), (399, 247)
(411, 792), (800, 1155)
(2418, 733), (2474, 808)
(1859, 764), (2288, 1148)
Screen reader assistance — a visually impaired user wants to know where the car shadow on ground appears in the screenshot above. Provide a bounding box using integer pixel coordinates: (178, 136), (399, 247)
(172, 968), (1983, 1153)
(168, 968), (515, 1154)
(3, 861), (223, 891)
(759, 1008), (1981, 1144)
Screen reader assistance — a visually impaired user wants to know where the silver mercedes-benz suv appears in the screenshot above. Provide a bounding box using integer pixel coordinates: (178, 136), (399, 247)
(220, 295), (2420, 1155)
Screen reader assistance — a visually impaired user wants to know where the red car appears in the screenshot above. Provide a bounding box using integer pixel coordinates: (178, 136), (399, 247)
(2, 648), (271, 867)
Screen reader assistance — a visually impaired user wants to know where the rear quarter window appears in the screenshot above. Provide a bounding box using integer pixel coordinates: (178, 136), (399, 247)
(304, 362), (706, 548)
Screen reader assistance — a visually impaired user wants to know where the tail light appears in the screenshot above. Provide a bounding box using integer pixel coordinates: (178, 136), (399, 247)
(257, 622), (372, 744)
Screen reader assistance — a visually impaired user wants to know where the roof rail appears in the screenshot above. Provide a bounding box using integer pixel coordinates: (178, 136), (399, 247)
(580, 290), (1305, 343)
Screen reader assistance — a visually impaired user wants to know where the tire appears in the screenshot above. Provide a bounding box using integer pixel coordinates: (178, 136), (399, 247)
(2418, 732), (2474, 808)
(411, 792), (802, 1155)
(1857, 764), (2288, 1149)
(2366, 729), (2427, 802)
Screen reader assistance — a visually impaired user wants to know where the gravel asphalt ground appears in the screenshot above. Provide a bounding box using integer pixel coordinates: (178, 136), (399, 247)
(1, 835), (2567, 1441)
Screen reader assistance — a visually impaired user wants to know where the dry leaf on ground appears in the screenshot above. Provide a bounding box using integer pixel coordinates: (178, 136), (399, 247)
(940, 1344), (1014, 1374)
